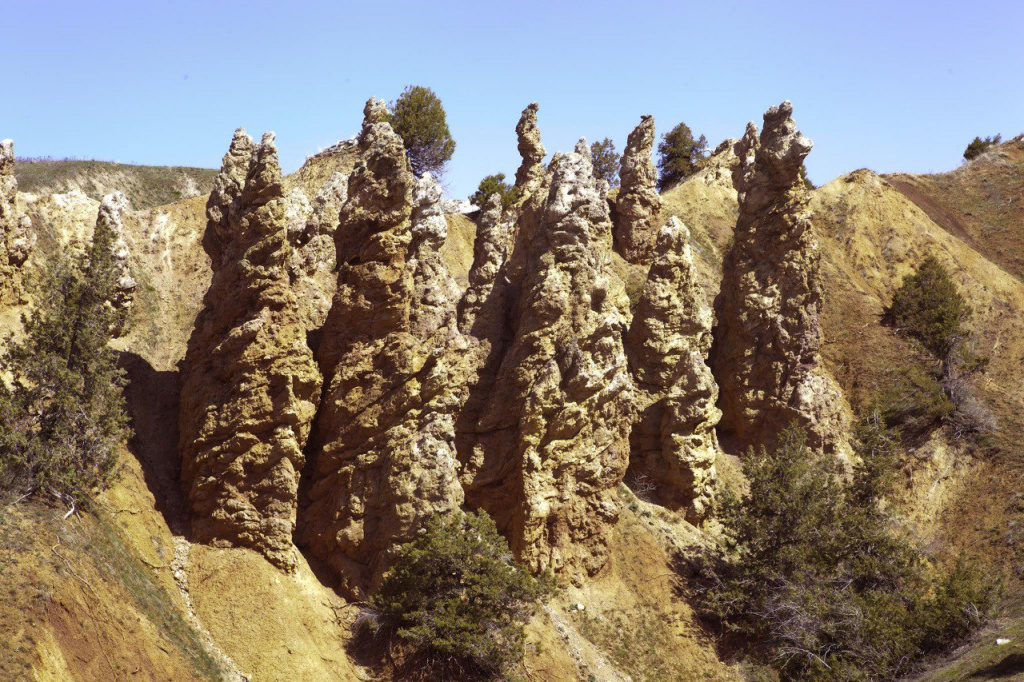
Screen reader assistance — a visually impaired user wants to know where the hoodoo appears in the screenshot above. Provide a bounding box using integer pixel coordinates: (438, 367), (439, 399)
(711, 101), (848, 453)
(178, 129), (322, 571)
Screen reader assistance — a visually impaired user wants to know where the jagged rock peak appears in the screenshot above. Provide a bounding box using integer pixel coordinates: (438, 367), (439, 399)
(712, 101), (849, 454)
(514, 102), (546, 189)
(626, 217), (719, 520)
(362, 96), (389, 127)
(300, 111), (467, 599)
(461, 136), (634, 585)
(410, 172), (460, 337)
(0, 139), (35, 303)
(457, 193), (506, 334)
(92, 192), (136, 331)
(613, 114), (662, 262)
(179, 128), (322, 572)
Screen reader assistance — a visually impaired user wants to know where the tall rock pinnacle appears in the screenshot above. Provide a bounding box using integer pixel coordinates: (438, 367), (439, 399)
(626, 217), (719, 520)
(89, 192), (136, 335)
(299, 100), (467, 599)
(711, 101), (848, 453)
(461, 138), (634, 584)
(613, 115), (662, 262)
(179, 128), (322, 571)
(514, 103), (547, 192)
(0, 139), (35, 304)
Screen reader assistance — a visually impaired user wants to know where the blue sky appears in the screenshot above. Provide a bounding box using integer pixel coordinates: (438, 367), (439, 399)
(5, 0), (1023, 199)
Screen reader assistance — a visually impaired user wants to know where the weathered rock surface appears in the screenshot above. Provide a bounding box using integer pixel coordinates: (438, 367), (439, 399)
(514, 103), (547, 192)
(287, 172), (348, 331)
(711, 102), (848, 453)
(300, 101), (467, 598)
(179, 129), (322, 571)
(90, 192), (137, 334)
(613, 115), (662, 262)
(1, 139), (35, 303)
(460, 139), (634, 584)
(626, 217), (719, 521)
(457, 193), (507, 334)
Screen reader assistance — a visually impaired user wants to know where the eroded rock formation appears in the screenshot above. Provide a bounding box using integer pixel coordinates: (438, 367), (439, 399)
(711, 101), (848, 453)
(1, 139), (35, 303)
(514, 103), (546, 192)
(626, 217), (719, 521)
(179, 129), (322, 571)
(613, 115), (662, 262)
(461, 139), (634, 584)
(300, 100), (467, 598)
(90, 192), (137, 334)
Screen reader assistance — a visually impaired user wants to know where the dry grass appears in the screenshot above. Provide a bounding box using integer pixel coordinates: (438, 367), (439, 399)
(16, 159), (217, 209)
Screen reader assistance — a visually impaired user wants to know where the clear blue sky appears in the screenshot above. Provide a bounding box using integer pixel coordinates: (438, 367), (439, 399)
(5, 0), (1023, 199)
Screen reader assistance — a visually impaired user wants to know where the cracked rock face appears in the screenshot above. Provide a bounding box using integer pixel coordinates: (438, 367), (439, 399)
(711, 101), (848, 453)
(514, 103), (547, 193)
(179, 129), (322, 571)
(626, 217), (719, 521)
(90, 192), (137, 334)
(613, 115), (662, 263)
(299, 101), (467, 599)
(460, 139), (634, 584)
(1, 139), (35, 303)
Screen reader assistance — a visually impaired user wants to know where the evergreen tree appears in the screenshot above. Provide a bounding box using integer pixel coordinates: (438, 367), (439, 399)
(963, 134), (1001, 161)
(468, 173), (519, 210)
(589, 137), (620, 187)
(656, 122), (708, 190)
(358, 511), (550, 679)
(388, 85), (457, 178)
(0, 240), (131, 505)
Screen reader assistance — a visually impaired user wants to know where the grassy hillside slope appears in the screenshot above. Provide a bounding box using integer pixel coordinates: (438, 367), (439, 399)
(15, 159), (218, 210)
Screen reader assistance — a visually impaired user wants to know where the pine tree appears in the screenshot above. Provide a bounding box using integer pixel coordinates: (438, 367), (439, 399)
(388, 85), (457, 178)
(590, 137), (620, 187)
(0, 238), (131, 505)
(656, 122), (708, 190)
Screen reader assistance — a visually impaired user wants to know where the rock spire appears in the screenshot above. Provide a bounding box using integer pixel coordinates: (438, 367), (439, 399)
(613, 115), (662, 262)
(179, 128), (322, 571)
(626, 217), (719, 520)
(711, 101), (848, 453)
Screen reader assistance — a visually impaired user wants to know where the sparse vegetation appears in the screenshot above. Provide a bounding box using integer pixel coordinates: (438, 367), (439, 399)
(354, 511), (551, 680)
(0, 243), (131, 506)
(963, 134), (1002, 161)
(469, 172), (519, 210)
(696, 425), (992, 680)
(388, 85), (456, 178)
(656, 122), (708, 190)
(590, 137), (620, 187)
(15, 159), (216, 209)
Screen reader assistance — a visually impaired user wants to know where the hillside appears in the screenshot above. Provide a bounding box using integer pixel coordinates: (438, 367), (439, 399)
(15, 159), (218, 210)
(886, 135), (1024, 283)
(3, 110), (1024, 681)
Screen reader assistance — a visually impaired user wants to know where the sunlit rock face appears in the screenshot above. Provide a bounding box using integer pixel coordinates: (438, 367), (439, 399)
(711, 101), (849, 454)
(179, 129), (322, 572)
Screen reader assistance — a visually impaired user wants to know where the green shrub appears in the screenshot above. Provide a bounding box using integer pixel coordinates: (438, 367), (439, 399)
(888, 255), (971, 360)
(696, 424), (991, 679)
(589, 137), (619, 187)
(468, 173), (519, 211)
(656, 122), (708, 190)
(0, 247), (131, 505)
(357, 511), (551, 680)
(963, 134), (1001, 161)
(388, 85), (456, 178)
(872, 364), (954, 437)
(886, 256), (996, 441)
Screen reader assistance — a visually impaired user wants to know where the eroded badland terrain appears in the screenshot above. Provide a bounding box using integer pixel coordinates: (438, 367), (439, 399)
(2, 100), (1023, 681)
